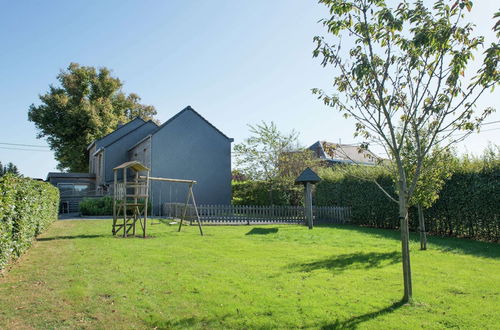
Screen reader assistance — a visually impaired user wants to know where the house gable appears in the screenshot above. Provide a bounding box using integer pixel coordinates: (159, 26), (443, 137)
(149, 106), (233, 205)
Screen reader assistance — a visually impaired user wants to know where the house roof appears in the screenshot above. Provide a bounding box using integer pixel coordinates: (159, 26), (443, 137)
(102, 120), (158, 149)
(295, 167), (321, 184)
(152, 106), (234, 142)
(87, 117), (146, 151)
(113, 161), (150, 172)
(46, 172), (95, 181)
(309, 141), (380, 165)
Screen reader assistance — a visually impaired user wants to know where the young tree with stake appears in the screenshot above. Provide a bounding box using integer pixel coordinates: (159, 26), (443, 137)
(313, 0), (499, 302)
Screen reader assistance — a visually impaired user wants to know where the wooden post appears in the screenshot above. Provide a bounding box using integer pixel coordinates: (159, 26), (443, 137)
(113, 170), (117, 235)
(304, 182), (313, 229)
(123, 168), (127, 237)
(418, 204), (427, 250)
(143, 172), (149, 238)
(178, 183), (192, 232)
(189, 185), (204, 236)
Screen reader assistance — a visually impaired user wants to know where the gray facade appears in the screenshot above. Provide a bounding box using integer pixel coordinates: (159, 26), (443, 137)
(103, 121), (158, 183)
(148, 107), (233, 209)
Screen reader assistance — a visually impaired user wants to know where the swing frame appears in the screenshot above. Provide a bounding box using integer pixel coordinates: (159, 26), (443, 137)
(140, 176), (204, 236)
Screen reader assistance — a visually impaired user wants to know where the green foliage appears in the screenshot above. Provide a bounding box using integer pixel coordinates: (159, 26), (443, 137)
(234, 121), (301, 181)
(232, 180), (303, 206)
(315, 153), (499, 241)
(234, 121), (320, 205)
(79, 196), (151, 216)
(0, 174), (59, 270)
(313, 0), (499, 213)
(0, 161), (20, 177)
(315, 166), (399, 228)
(79, 196), (114, 215)
(28, 63), (157, 172)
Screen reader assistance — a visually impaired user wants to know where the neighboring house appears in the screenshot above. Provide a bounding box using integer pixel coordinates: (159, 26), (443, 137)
(309, 141), (381, 166)
(48, 106), (233, 213)
(46, 172), (96, 213)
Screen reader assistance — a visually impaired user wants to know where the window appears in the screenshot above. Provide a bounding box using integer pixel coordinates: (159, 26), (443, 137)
(57, 183), (90, 196)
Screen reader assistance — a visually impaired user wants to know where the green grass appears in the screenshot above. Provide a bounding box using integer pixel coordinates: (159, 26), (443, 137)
(0, 220), (499, 329)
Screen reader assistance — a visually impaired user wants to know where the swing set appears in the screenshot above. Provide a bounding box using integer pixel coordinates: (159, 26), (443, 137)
(112, 161), (203, 238)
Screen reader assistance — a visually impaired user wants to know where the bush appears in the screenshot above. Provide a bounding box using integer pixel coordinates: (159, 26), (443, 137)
(80, 196), (114, 215)
(79, 196), (152, 216)
(314, 157), (499, 241)
(232, 180), (303, 206)
(0, 174), (59, 270)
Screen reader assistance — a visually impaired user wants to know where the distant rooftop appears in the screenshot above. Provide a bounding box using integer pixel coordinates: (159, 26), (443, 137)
(309, 141), (381, 165)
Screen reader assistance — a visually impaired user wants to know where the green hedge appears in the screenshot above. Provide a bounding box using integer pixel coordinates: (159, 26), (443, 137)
(80, 196), (152, 216)
(314, 161), (499, 241)
(80, 196), (114, 215)
(0, 174), (59, 270)
(232, 180), (304, 206)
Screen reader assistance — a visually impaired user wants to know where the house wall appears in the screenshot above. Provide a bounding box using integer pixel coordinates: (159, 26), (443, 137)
(104, 121), (157, 183)
(150, 110), (232, 212)
(128, 137), (151, 176)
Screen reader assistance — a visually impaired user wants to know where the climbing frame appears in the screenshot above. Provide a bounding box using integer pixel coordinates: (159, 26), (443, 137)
(112, 161), (150, 238)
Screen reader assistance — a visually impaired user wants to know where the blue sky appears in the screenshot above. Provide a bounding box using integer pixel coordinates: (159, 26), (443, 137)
(0, 1), (498, 178)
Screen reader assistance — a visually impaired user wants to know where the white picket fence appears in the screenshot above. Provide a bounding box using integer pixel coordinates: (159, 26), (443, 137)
(162, 203), (351, 225)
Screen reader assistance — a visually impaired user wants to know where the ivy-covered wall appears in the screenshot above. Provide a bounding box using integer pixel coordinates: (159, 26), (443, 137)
(0, 174), (59, 270)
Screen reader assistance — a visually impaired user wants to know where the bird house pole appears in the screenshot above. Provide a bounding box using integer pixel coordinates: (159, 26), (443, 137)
(295, 167), (321, 230)
(305, 182), (313, 229)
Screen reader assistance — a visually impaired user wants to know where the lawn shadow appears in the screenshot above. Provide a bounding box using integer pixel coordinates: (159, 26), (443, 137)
(321, 299), (405, 329)
(37, 234), (109, 241)
(289, 251), (400, 273)
(321, 225), (500, 259)
(246, 227), (279, 235)
(146, 314), (230, 329)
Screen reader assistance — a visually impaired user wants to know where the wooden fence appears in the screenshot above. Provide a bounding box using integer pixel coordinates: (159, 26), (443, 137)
(162, 203), (351, 225)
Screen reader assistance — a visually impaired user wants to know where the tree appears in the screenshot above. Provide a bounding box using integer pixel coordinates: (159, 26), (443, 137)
(313, 0), (499, 302)
(28, 63), (157, 172)
(399, 136), (455, 250)
(0, 161), (20, 177)
(234, 121), (319, 205)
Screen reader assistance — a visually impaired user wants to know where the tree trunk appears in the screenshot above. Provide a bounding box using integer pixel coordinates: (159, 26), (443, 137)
(418, 204), (427, 250)
(399, 188), (412, 303)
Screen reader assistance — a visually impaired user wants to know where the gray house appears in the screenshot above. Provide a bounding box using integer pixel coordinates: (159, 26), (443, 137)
(89, 106), (233, 211)
(48, 106), (233, 213)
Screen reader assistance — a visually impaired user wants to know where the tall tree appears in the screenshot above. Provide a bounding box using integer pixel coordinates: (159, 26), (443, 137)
(313, 0), (499, 302)
(28, 63), (157, 172)
(0, 161), (20, 177)
(234, 121), (318, 204)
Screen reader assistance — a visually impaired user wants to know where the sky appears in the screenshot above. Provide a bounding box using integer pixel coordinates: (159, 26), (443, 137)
(0, 0), (498, 179)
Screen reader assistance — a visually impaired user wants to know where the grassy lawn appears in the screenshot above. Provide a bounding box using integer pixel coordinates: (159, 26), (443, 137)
(0, 220), (499, 329)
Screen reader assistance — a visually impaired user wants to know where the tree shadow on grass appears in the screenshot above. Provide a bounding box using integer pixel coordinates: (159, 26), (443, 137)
(289, 251), (400, 273)
(321, 299), (406, 329)
(318, 225), (500, 259)
(246, 227), (279, 235)
(146, 314), (231, 329)
(37, 234), (109, 241)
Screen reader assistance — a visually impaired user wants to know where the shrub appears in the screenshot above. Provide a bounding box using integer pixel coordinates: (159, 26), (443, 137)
(0, 174), (59, 270)
(80, 196), (114, 215)
(79, 196), (152, 216)
(232, 180), (303, 206)
(314, 157), (499, 241)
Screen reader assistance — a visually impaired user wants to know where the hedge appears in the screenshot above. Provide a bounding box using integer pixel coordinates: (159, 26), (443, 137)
(79, 196), (151, 216)
(0, 174), (59, 270)
(314, 160), (499, 241)
(232, 180), (304, 206)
